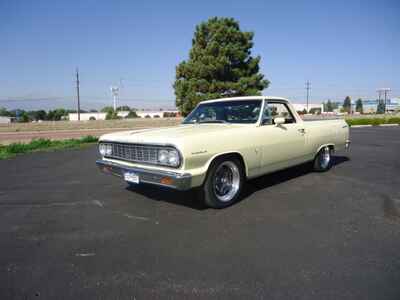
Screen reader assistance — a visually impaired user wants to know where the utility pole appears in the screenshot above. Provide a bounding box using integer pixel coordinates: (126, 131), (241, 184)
(305, 81), (311, 112)
(384, 88), (391, 113)
(76, 68), (81, 121)
(377, 88), (391, 113)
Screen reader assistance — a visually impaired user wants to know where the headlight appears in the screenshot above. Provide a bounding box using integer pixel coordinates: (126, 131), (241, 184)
(99, 143), (106, 156)
(105, 144), (112, 156)
(167, 149), (179, 167)
(157, 148), (180, 167)
(158, 149), (169, 164)
(99, 143), (112, 156)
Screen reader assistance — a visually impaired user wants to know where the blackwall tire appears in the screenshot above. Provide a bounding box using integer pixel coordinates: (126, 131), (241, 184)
(201, 157), (244, 208)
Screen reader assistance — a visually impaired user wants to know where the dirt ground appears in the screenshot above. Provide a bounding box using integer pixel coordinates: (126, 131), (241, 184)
(0, 118), (182, 144)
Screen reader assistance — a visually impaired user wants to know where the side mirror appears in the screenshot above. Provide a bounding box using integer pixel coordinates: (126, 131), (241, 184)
(274, 117), (285, 126)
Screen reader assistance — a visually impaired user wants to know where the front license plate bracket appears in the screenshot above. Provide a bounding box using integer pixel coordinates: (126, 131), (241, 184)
(124, 172), (139, 184)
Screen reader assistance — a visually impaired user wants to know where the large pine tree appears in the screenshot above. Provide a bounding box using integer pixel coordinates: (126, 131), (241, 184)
(173, 17), (269, 115)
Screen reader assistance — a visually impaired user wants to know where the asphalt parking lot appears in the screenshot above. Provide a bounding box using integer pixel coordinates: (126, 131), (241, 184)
(1, 126), (400, 299)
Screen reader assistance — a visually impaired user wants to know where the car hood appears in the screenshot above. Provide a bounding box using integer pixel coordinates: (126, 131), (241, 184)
(99, 124), (244, 146)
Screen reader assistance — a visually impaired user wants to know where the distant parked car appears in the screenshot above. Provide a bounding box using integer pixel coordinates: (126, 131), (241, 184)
(96, 96), (350, 208)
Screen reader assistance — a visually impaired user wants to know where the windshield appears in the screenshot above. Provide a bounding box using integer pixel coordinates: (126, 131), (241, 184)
(183, 100), (262, 124)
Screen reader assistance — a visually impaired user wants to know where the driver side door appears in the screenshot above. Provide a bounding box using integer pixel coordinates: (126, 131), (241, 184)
(258, 101), (307, 174)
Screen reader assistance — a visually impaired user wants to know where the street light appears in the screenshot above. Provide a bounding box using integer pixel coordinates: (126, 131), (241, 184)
(110, 86), (119, 111)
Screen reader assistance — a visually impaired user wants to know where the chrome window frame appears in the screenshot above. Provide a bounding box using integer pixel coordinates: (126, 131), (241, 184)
(259, 99), (297, 126)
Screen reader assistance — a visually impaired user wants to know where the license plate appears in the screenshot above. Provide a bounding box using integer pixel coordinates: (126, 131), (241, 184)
(124, 172), (139, 184)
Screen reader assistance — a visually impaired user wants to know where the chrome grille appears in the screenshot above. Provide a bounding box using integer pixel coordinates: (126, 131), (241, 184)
(107, 143), (160, 164)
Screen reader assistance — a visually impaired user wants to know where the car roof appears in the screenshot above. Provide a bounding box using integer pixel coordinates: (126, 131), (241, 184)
(201, 96), (290, 104)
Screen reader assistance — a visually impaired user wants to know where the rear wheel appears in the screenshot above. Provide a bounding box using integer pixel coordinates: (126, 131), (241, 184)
(313, 146), (332, 172)
(200, 157), (244, 208)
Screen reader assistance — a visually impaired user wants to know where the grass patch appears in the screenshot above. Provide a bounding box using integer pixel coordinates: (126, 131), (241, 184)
(0, 135), (98, 160)
(346, 117), (400, 127)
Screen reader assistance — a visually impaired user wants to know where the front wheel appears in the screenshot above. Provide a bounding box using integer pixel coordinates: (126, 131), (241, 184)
(313, 146), (333, 172)
(200, 157), (244, 208)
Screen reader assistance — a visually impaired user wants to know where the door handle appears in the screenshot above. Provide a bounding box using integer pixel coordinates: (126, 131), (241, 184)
(298, 128), (306, 134)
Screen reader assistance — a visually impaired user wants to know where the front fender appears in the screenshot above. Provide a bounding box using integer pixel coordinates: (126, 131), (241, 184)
(184, 150), (254, 188)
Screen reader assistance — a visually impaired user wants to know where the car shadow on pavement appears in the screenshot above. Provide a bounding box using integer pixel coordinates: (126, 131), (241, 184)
(242, 155), (350, 199)
(127, 155), (349, 210)
(126, 185), (207, 210)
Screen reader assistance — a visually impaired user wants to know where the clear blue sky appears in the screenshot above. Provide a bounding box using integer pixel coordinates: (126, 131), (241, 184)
(0, 0), (398, 110)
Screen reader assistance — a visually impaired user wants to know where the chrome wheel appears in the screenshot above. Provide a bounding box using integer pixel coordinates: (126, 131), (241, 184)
(320, 147), (331, 169)
(213, 161), (241, 202)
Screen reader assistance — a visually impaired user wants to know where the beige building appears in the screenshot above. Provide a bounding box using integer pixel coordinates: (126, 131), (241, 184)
(68, 110), (179, 121)
(136, 111), (164, 118)
(0, 116), (12, 124)
(68, 112), (107, 121)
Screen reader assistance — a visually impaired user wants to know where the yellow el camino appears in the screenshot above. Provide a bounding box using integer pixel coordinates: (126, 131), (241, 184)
(96, 96), (350, 208)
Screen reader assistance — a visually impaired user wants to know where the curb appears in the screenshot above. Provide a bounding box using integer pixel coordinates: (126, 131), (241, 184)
(379, 124), (400, 127)
(350, 124), (400, 128)
(350, 125), (372, 128)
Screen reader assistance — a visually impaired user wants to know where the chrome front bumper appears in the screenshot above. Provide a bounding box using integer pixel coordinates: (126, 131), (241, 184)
(96, 159), (192, 190)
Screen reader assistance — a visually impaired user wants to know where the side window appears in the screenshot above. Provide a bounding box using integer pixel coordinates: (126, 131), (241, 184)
(262, 102), (296, 125)
(197, 107), (217, 122)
